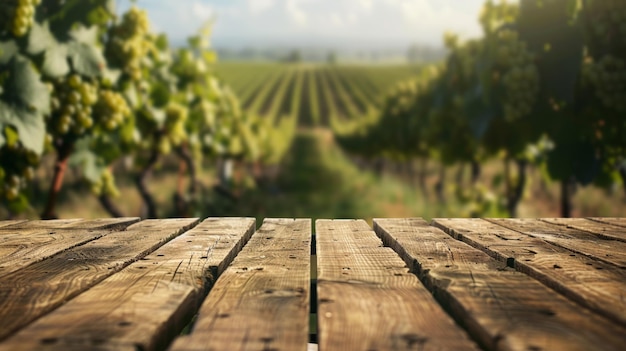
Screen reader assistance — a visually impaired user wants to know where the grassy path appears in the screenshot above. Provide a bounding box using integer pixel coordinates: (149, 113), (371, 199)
(234, 128), (447, 223)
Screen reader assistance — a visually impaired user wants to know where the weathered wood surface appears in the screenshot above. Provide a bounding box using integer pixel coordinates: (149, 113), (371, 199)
(0, 218), (255, 351)
(588, 217), (626, 229)
(487, 218), (626, 268)
(541, 217), (626, 242)
(0, 218), (139, 277)
(432, 218), (626, 327)
(171, 218), (311, 351)
(0, 217), (624, 351)
(316, 219), (478, 351)
(376, 218), (626, 351)
(0, 218), (199, 341)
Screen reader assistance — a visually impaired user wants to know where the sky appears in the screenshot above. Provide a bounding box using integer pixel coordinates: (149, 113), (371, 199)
(117, 0), (503, 50)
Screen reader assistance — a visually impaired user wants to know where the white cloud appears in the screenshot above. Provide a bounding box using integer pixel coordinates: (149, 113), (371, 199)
(330, 13), (343, 27)
(358, 0), (373, 12)
(286, 0), (308, 27)
(123, 0), (493, 48)
(248, 0), (276, 15)
(192, 1), (214, 20)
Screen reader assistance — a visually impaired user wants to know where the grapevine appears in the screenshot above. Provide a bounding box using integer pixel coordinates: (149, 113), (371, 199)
(582, 55), (626, 112)
(493, 29), (539, 121)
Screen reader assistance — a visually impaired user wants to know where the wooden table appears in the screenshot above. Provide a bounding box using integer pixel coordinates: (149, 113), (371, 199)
(0, 217), (624, 351)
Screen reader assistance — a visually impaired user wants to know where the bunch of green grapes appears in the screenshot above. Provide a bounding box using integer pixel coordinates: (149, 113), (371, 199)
(583, 0), (626, 47)
(583, 55), (626, 111)
(0, 127), (39, 203)
(1, 0), (40, 37)
(494, 29), (539, 121)
(93, 90), (131, 130)
(106, 6), (153, 81)
(157, 103), (188, 154)
(90, 168), (120, 197)
(47, 74), (98, 137)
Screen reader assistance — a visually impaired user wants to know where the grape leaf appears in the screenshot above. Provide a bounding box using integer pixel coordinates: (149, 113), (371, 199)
(41, 44), (70, 77)
(28, 21), (105, 78)
(0, 101), (45, 154)
(69, 25), (99, 45)
(27, 21), (58, 55)
(67, 41), (105, 78)
(0, 40), (19, 65)
(70, 139), (106, 183)
(3, 55), (50, 115)
(46, 0), (113, 40)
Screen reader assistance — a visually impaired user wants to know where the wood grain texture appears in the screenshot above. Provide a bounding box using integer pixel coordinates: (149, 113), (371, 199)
(0, 218), (255, 351)
(432, 218), (626, 327)
(540, 218), (626, 243)
(0, 220), (28, 228)
(0, 219), (84, 230)
(170, 218), (311, 351)
(316, 219), (478, 351)
(487, 218), (626, 268)
(375, 218), (626, 351)
(0, 218), (198, 342)
(588, 217), (626, 229)
(0, 218), (139, 277)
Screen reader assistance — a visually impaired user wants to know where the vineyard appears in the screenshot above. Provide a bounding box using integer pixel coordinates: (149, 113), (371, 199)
(1, 0), (626, 220)
(215, 63), (421, 128)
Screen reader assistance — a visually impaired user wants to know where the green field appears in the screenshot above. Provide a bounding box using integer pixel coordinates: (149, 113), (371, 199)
(214, 63), (422, 127)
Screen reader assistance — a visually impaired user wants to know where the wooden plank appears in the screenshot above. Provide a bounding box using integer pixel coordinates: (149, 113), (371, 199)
(375, 218), (626, 351)
(541, 218), (626, 243)
(432, 218), (626, 327)
(0, 218), (255, 351)
(0, 220), (28, 228)
(0, 218), (139, 277)
(316, 219), (478, 351)
(0, 219), (84, 230)
(0, 218), (198, 342)
(487, 218), (626, 268)
(170, 218), (311, 351)
(588, 217), (626, 229)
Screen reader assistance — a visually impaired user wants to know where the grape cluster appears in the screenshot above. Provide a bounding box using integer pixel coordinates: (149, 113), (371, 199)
(583, 55), (626, 111)
(90, 168), (120, 197)
(494, 30), (539, 121)
(48, 74), (98, 137)
(0, 128), (39, 203)
(1, 0), (40, 37)
(106, 7), (153, 81)
(94, 90), (131, 130)
(157, 103), (188, 154)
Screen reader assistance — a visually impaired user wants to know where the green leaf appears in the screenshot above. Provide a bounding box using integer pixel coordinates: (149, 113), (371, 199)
(0, 40), (19, 65)
(27, 22), (57, 55)
(47, 0), (112, 39)
(3, 55), (50, 115)
(69, 25), (99, 45)
(70, 138), (106, 183)
(67, 41), (105, 78)
(3, 125), (19, 147)
(41, 44), (70, 77)
(150, 82), (171, 108)
(0, 101), (45, 154)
